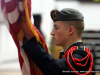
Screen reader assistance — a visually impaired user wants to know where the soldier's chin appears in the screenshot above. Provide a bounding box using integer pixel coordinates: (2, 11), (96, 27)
(54, 42), (61, 46)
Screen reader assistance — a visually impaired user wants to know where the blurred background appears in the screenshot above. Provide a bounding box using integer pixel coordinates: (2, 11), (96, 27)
(0, 0), (100, 75)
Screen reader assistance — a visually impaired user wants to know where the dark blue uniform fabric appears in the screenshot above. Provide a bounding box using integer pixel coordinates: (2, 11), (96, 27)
(22, 37), (95, 75)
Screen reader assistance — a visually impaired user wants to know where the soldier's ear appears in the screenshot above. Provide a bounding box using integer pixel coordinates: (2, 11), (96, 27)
(68, 26), (74, 35)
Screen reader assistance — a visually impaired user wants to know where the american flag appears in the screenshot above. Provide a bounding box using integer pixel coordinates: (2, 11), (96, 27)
(1, 0), (48, 75)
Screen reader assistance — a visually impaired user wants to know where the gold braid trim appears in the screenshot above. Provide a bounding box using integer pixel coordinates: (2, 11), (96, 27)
(29, 58), (44, 75)
(23, 0), (45, 75)
(24, 0), (45, 47)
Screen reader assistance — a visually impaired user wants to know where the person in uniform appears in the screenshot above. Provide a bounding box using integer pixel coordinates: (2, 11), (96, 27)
(33, 14), (45, 40)
(21, 8), (95, 75)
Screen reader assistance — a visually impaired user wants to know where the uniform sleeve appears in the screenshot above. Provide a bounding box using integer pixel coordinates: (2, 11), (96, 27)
(22, 37), (70, 75)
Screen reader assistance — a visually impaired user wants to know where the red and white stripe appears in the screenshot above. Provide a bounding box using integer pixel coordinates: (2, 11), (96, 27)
(1, 0), (34, 75)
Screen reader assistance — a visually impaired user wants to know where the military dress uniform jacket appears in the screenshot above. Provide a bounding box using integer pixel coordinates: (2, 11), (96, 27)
(22, 37), (95, 75)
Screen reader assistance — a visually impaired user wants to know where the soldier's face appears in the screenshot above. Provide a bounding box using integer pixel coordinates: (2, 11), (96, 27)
(51, 21), (69, 46)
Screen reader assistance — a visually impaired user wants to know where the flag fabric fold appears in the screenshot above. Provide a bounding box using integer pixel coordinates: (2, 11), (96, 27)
(1, 0), (49, 75)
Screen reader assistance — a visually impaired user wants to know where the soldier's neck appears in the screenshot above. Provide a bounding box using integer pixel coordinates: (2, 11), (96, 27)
(63, 39), (82, 51)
